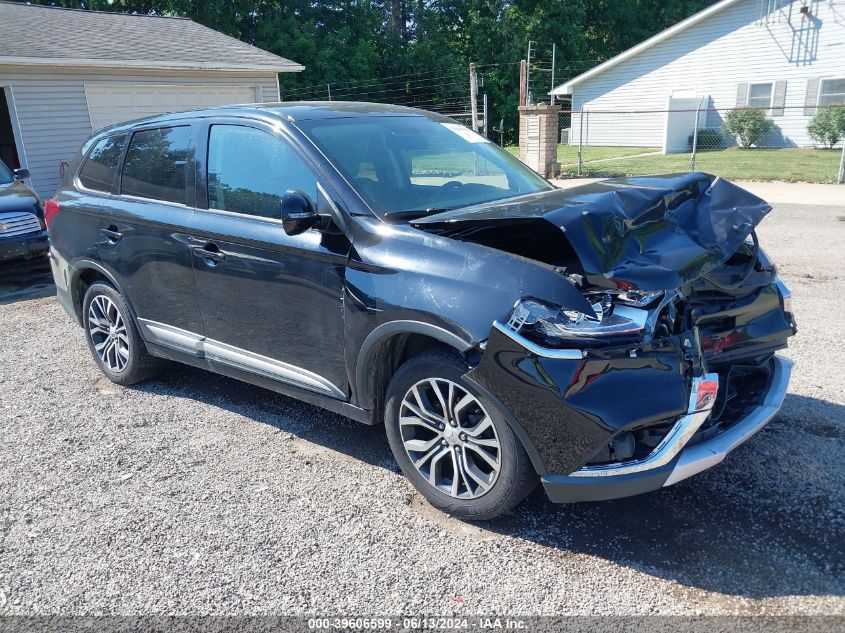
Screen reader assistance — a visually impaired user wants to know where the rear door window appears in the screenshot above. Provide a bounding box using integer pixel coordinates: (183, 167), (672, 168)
(78, 135), (125, 193)
(121, 126), (190, 204)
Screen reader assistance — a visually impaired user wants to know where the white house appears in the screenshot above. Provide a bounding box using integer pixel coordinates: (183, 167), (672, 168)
(0, 2), (303, 197)
(551, 0), (845, 151)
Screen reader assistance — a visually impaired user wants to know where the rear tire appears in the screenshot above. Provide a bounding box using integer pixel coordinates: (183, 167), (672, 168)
(384, 349), (537, 520)
(82, 282), (162, 385)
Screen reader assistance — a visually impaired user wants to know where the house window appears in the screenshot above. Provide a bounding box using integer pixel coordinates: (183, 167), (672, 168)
(747, 83), (773, 109)
(818, 79), (845, 106)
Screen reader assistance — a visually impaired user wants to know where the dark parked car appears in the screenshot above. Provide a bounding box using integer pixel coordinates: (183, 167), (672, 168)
(0, 160), (48, 263)
(47, 103), (796, 519)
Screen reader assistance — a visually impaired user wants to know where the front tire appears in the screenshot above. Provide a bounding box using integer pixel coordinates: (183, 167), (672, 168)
(384, 349), (537, 520)
(82, 282), (162, 385)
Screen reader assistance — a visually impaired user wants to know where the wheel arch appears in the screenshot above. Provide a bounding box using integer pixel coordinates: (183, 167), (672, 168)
(355, 320), (473, 413)
(357, 320), (547, 477)
(69, 260), (136, 324)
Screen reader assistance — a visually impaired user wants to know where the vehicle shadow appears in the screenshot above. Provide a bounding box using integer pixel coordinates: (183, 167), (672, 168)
(0, 256), (55, 304)
(133, 365), (844, 601)
(485, 392), (845, 600)
(132, 362), (395, 471)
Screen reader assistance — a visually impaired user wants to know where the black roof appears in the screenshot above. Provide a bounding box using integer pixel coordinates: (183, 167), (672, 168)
(90, 102), (450, 138)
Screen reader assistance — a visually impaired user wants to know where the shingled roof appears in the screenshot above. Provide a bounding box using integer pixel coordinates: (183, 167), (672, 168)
(0, 1), (303, 72)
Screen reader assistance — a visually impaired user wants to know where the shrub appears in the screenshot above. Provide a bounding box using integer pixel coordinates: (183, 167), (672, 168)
(807, 107), (845, 148)
(687, 128), (723, 151)
(723, 108), (774, 148)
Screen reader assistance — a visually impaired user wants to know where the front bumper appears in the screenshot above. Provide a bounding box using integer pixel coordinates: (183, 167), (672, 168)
(0, 230), (49, 263)
(541, 354), (793, 502)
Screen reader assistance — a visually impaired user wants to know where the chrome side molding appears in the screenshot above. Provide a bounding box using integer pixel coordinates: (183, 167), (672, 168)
(138, 318), (346, 400)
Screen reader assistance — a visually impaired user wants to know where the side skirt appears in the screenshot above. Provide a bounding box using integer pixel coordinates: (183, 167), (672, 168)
(138, 318), (346, 399)
(145, 342), (374, 425)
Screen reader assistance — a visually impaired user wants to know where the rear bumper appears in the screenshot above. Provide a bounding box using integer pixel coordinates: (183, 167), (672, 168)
(0, 230), (49, 262)
(541, 355), (793, 503)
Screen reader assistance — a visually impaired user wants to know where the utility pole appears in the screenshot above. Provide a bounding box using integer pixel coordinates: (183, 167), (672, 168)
(519, 60), (527, 107)
(550, 43), (556, 105)
(469, 63), (479, 132)
(483, 93), (488, 138)
(526, 41), (534, 105)
(327, 84), (332, 101)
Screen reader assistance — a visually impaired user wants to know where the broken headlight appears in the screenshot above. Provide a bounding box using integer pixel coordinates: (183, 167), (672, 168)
(506, 292), (658, 344)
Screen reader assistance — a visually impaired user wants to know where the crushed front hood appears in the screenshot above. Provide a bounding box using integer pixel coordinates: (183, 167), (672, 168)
(412, 173), (771, 291)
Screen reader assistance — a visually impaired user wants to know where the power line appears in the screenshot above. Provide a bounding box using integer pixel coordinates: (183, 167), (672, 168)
(281, 60), (602, 97)
(281, 73), (470, 98)
(315, 81), (469, 100)
(281, 65), (470, 95)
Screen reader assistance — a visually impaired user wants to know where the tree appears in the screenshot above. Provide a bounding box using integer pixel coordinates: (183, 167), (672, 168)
(16, 0), (721, 144)
(807, 107), (845, 149)
(723, 109), (774, 148)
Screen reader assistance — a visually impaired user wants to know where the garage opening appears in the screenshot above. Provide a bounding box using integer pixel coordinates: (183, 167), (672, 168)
(0, 87), (21, 169)
(84, 84), (260, 131)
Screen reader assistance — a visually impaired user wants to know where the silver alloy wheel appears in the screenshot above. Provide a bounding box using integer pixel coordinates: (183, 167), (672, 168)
(399, 378), (501, 499)
(87, 295), (130, 373)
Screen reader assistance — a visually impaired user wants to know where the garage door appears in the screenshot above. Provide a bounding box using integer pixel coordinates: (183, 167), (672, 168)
(85, 84), (259, 131)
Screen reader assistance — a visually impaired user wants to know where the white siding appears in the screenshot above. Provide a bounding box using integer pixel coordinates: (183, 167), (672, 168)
(0, 66), (280, 196)
(569, 0), (845, 148)
(84, 84), (261, 130)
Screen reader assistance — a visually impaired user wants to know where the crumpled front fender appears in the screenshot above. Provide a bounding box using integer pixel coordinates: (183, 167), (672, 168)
(464, 326), (691, 475)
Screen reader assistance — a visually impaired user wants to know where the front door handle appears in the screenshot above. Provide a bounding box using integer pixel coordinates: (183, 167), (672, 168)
(191, 243), (226, 264)
(100, 226), (122, 243)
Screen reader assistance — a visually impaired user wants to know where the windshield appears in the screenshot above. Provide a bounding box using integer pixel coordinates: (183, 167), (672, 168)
(296, 115), (553, 220)
(0, 160), (13, 185)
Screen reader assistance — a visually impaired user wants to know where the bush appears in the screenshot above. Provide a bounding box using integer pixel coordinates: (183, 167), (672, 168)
(807, 107), (845, 148)
(687, 128), (723, 151)
(723, 108), (774, 148)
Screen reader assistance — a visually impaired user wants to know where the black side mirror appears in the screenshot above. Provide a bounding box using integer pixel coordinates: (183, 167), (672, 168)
(12, 168), (30, 181)
(281, 189), (319, 236)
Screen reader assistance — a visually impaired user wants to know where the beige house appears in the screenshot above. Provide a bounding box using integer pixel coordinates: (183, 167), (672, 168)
(0, 1), (302, 196)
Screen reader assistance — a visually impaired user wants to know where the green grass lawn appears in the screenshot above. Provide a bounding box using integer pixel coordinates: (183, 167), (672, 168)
(506, 145), (843, 183)
(557, 145), (659, 165)
(505, 145), (659, 165)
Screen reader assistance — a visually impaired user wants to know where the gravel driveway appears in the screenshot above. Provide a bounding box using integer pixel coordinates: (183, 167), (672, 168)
(0, 203), (843, 617)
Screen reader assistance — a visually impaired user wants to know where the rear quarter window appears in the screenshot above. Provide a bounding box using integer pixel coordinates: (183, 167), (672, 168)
(78, 135), (125, 193)
(120, 126), (190, 204)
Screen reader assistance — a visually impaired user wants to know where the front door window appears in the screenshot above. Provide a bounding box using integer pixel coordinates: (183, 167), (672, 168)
(207, 125), (318, 219)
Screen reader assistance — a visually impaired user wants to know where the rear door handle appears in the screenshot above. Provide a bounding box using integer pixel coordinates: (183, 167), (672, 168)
(100, 226), (122, 243)
(191, 243), (226, 264)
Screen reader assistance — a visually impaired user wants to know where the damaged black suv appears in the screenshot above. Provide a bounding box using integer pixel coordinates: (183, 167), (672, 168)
(48, 103), (796, 519)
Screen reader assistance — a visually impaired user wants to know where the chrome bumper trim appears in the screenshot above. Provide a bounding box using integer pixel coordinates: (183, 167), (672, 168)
(491, 321), (585, 360)
(663, 355), (793, 487)
(570, 372), (720, 478)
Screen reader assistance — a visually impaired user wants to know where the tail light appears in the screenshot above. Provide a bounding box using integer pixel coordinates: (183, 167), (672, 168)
(44, 199), (60, 229)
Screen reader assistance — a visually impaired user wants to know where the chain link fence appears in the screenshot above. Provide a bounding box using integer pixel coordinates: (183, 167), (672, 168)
(556, 105), (845, 183)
